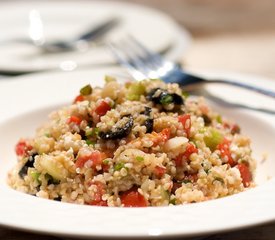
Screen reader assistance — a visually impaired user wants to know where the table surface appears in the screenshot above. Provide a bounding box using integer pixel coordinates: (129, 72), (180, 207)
(1, 0), (275, 239)
(122, 0), (275, 79)
(1, 221), (275, 239)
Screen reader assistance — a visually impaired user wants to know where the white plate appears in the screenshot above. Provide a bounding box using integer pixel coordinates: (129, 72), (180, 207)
(0, 68), (275, 239)
(0, 0), (190, 73)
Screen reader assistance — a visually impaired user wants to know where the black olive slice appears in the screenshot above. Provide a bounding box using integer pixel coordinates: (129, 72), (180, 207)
(144, 118), (153, 133)
(142, 107), (154, 133)
(18, 153), (37, 178)
(147, 88), (184, 107)
(99, 116), (134, 140)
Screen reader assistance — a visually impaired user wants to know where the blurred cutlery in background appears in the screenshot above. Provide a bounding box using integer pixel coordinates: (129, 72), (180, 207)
(0, 1), (189, 74)
(1, 11), (120, 54)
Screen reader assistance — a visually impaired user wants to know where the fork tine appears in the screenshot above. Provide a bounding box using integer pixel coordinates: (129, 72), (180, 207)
(109, 39), (155, 80)
(108, 35), (176, 81)
(128, 35), (166, 70)
(119, 37), (166, 80)
(122, 38), (159, 79)
(126, 35), (176, 79)
(119, 39), (153, 78)
(120, 36), (164, 79)
(108, 41), (147, 80)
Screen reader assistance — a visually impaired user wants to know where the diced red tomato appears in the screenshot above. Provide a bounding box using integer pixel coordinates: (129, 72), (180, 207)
(120, 187), (148, 207)
(174, 155), (185, 168)
(89, 181), (108, 206)
(75, 150), (103, 169)
(223, 122), (240, 135)
(178, 114), (191, 138)
(222, 121), (230, 128)
(73, 95), (84, 103)
(154, 165), (166, 177)
(152, 128), (171, 146)
(90, 200), (108, 206)
(217, 138), (235, 167)
(100, 152), (108, 160)
(95, 101), (111, 117)
(231, 124), (241, 134)
(160, 128), (171, 141)
(15, 140), (32, 156)
(184, 143), (198, 158)
(67, 115), (82, 125)
(100, 149), (114, 158)
(102, 162), (110, 172)
(237, 163), (252, 187)
(175, 143), (198, 167)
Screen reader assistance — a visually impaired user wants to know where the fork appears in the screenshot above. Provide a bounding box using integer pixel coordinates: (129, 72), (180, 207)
(108, 36), (275, 98)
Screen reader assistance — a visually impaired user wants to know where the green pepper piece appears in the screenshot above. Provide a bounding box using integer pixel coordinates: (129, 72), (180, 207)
(30, 170), (41, 184)
(204, 127), (223, 151)
(135, 156), (144, 162)
(126, 82), (146, 101)
(80, 84), (92, 96)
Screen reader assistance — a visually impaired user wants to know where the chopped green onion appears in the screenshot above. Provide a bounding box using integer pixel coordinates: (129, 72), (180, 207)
(80, 84), (92, 96)
(86, 139), (95, 146)
(45, 173), (60, 184)
(160, 94), (173, 104)
(216, 115), (222, 124)
(86, 128), (99, 138)
(88, 128), (99, 137)
(182, 179), (192, 184)
(85, 128), (93, 137)
(110, 101), (116, 109)
(169, 198), (176, 205)
(213, 177), (224, 184)
(114, 162), (125, 171)
(103, 159), (109, 165)
(182, 90), (190, 98)
(92, 128), (99, 137)
(135, 156), (144, 162)
(44, 133), (51, 137)
(161, 188), (170, 201)
(149, 79), (160, 82)
(190, 140), (199, 148)
(199, 127), (207, 134)
(104, 75), (116, 83)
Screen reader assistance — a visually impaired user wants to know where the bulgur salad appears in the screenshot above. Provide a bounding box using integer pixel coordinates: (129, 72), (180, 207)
(8, 78), (256, 207)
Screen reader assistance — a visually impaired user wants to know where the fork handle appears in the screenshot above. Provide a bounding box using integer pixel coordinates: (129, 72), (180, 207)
(169, 71), (275, 98)
(209, 79), (275, 98)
